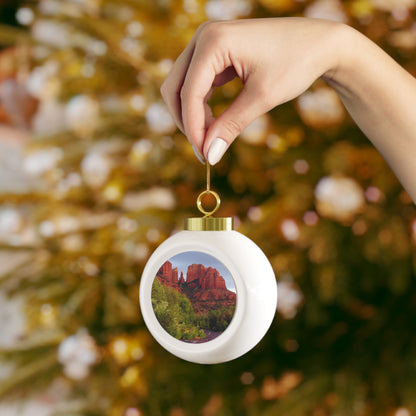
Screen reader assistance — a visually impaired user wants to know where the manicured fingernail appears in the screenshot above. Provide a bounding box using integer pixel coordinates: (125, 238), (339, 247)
(192, 145), (205, 164)
(207, 138), (227, 165)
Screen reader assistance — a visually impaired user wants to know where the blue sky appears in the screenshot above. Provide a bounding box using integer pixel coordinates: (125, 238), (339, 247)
(167, 251), (236, 292)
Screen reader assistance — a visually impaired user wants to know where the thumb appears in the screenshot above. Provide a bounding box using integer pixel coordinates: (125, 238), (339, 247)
(203, 83), (270, 165)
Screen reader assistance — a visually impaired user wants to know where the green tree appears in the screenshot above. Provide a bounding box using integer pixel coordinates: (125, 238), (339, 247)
(152, 279), (201, 341)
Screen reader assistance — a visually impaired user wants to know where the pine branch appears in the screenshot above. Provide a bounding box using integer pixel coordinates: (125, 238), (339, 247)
(0, 346), (60, 398)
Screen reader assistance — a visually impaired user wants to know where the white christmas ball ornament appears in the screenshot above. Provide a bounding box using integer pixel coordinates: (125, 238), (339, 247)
(140, 214), (277, 364)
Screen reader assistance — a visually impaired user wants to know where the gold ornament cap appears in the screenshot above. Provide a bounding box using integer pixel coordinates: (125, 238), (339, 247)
(185, 162), (233, 231)
(184, 216), (233, 231)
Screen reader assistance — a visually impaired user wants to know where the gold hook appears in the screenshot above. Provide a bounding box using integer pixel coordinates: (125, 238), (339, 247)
(196, 162), (221, 217)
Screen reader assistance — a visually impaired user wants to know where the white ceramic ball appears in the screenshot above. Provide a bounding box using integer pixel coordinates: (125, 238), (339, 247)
(140, 230), (277, 364)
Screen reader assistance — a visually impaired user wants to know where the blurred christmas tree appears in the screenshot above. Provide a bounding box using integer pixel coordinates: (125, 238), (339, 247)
(0, 0), (416, 415)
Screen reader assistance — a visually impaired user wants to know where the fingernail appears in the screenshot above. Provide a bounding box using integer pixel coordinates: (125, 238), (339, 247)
(192, 145), (205, 164)
(207, 138), (227, 165)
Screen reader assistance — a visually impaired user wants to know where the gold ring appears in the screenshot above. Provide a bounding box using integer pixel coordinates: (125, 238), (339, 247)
(196, 190), (221, 217)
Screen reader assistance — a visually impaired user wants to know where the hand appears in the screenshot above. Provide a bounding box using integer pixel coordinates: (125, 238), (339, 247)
(161, 17), (416, 202)
(160, 17), (343, 164)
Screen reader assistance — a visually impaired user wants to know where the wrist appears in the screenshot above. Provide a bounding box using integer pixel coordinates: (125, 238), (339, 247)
(321, 23), (358, 93)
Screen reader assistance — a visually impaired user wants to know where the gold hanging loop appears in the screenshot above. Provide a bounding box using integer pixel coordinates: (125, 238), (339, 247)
(197, 190), (221, 217)
(196, 162), (221, 217)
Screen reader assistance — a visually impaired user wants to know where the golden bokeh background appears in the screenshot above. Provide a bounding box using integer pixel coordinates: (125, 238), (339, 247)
(0, 0), (416, 415)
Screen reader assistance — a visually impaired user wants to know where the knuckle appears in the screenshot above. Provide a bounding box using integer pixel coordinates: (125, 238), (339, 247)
(222, 117), (243, 137)
(198, 21), (228, 47)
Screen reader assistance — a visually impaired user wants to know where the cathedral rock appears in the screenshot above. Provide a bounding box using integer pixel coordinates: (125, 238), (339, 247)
(156, 261), (236, 314)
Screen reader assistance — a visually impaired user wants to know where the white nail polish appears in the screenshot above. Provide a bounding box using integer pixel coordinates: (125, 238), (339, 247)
(207, 138), (227, 166)
(192, 145), (205, 164)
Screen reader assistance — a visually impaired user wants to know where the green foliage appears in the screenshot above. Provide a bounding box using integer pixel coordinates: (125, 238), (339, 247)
(196, 305), (236, 332)
(152, 279), (235, 339)
(151, 278), (204, 341)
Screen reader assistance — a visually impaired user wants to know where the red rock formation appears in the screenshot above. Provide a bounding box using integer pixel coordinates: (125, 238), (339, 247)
(199, 267), (226, 290)
(157, 260), (172, 281)
(186, 264), (206, 283)
(172, 267), (178, 283)
(156, 261), (236, 314)
(156, 261), (180, 291)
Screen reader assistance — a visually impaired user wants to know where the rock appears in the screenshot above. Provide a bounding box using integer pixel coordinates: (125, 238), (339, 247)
(155, 261), (236, 314)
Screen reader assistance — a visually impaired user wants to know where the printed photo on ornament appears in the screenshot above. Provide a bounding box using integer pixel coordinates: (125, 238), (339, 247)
(151, 251), (237, 343)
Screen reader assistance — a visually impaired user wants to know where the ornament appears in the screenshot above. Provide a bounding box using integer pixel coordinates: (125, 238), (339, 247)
(140, 163), (277, 364)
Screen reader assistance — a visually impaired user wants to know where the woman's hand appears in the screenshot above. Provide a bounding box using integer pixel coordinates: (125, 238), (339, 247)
(161, 17), (416, 202)
(161, 18), (343, 164)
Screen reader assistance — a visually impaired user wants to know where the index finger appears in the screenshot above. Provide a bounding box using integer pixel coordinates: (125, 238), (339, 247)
(160, 22), (212, 135)
(180, 38), (230, 154)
